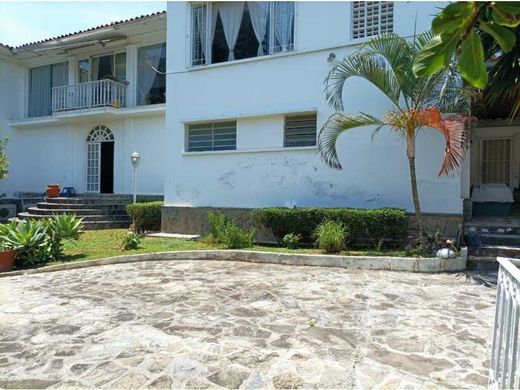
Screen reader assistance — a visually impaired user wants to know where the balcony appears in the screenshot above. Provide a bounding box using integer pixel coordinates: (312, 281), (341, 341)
(52, 79), (127, 113)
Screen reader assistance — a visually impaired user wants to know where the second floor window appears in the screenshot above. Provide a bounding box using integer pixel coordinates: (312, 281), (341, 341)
(78, 53), (127, 83)
(137, 43), (167, 105)
(191, 1), (295, 66)
(352, 1), (393, 39)
(28, 62), (68, 117)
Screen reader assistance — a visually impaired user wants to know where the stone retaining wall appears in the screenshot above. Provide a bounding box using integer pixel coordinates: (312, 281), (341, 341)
(1, 250), (467, 278)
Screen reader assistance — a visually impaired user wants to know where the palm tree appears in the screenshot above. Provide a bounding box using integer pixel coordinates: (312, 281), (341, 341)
(318, 33), (471, 234)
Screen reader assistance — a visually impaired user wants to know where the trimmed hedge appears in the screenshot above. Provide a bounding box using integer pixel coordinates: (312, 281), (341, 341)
(252, 207), (407, 248)
(126, 201), (163, 233)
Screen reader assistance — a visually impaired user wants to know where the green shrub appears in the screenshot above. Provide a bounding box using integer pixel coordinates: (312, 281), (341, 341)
(207, 211), (255, 249)
(252, 207), (407, 248)
(315, 220), (347, 253)
(122, 232), (141, 250)
(126, 201), (163, 233)
(282, 233), (302, 249)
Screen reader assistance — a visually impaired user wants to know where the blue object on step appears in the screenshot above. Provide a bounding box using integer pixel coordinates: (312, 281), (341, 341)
(60, 187), (76, 197)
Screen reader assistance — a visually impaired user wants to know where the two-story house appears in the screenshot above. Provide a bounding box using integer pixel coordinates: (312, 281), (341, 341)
(0, 11), (166, 196)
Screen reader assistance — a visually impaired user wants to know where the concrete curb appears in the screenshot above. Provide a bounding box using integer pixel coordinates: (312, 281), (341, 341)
(0, 250), (467, 278)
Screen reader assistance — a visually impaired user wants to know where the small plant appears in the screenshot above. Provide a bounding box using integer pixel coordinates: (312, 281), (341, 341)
(315, 220), (347, 254)
(46, 214), (83, 259)
(207, 211), (255, 249)
(282, 233), (302, 249)
(122, 232), (141, 250)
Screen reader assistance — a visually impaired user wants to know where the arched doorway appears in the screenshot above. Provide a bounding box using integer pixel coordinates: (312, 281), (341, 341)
(86, 125), (114, 193)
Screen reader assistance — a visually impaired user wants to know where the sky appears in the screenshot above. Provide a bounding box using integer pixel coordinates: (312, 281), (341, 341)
(0, 1), (166, 47)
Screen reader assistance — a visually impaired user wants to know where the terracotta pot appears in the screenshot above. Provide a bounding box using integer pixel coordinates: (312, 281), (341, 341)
(46, 185), (61, 198)
(0, 250), (15, 272)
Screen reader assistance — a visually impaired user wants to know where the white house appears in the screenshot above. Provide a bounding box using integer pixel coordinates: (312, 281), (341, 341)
(1, 3), (518, 237)
(0, 12), (166, 196)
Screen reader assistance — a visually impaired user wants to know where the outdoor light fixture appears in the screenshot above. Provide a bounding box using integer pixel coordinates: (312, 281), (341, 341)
(131, 151), (140, 203)
(327, 52), (336, 63)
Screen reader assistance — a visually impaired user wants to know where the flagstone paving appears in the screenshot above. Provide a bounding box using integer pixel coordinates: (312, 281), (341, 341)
(0, 260), (496, 389)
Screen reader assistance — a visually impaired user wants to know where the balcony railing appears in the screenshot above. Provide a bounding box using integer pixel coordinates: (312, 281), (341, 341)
(490, 257), (520, 389)
(52, 79), (127, 113)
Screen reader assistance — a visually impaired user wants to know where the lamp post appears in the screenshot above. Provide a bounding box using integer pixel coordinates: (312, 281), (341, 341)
(131, 151), (140, 204)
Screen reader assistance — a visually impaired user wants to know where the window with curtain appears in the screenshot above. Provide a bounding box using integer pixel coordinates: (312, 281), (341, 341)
(352, 1), (393, 39)
(191, 1), (294, 66)
(28, 62), (68, 117)
(137, 43), (166, 105)
(79, 53), (126, 82)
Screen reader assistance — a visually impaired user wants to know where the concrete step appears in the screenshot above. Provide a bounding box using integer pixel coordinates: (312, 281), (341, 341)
(18, 212), (130, 223)
(27, 207), (103, 216)
(45, 197), (132, 205)
(467, 257), (499, 272)
(469, 245), (520, 258)
(479, 234), (520, 246)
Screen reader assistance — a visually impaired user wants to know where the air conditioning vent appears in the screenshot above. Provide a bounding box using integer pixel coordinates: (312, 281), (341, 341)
(0, 204), (17, 220)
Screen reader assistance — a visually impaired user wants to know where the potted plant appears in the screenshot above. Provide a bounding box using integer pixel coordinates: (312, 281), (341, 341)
(46, 184), (60, 198)
(0, 222), (16, 272)
(282, 233), (302, 249)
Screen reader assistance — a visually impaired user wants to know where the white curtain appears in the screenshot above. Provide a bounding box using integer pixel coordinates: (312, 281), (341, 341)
(28, 65), (52, 117)
(248, 2), (269, 56)
(274, 2), (294, 52)
(195, 5), (207, 58)
(137, 44), (162, 105)
(216, 2), (244, 61)
(91, 57), (100, 81)
(51, 62), (68, 87)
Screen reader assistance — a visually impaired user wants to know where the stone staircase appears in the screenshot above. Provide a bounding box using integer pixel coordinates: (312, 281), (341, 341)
(465, 216), (520, 270)
(17, 195), (137, 230)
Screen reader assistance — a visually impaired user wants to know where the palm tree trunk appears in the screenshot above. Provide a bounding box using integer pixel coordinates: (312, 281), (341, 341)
(406, 132), (423, 235)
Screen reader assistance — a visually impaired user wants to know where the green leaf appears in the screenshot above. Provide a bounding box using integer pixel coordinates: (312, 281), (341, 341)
(432, 2), (473, 34)
(458, 30), (488, 88)
(495, 2), (520, 17)
(413, 32), (458, 77)
(492, 7), (520, 27)
(479, 21), (516, 53)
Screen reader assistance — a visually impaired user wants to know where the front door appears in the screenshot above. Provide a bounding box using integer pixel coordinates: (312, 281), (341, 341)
(86, 125), (115, 193)
(100, 141), (114, 193)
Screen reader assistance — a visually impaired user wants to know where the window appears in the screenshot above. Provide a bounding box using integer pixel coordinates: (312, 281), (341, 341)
(284, 114), (317, 147)
(28, 62), (68, 117)
(137, 43), (166, 105)
(191, 2), (295, 66)
(78, 52), (127, 83)
(481, 138), (512, 186)
(352, 1), (393, 39)
(187, 121), (237, 152)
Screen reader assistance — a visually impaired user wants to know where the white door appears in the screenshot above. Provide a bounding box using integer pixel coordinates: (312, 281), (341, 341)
(86, 142), (100, 192)
(480, 138), (512, 187)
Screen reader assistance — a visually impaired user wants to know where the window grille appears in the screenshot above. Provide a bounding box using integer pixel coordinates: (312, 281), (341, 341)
(352, 1), (393, 39)
(187, 121), (237, 152)
(284, 114), (317, 147)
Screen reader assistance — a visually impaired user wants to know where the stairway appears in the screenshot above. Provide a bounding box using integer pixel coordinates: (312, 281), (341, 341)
(465, 216), (520, 270)
(17, 195), (133, 230)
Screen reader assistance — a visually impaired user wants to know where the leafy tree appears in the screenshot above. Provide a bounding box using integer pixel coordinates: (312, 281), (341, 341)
(318, 33), (471, 234)
(413, 2), (520, 117)
(0, 137), (9, 180)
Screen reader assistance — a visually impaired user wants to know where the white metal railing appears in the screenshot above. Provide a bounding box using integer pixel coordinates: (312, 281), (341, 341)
(52, 79), (127, 112)
(490, 257), (520, 389)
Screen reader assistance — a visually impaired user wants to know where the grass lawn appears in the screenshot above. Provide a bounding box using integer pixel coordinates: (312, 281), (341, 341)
(58, 229), (408, 264)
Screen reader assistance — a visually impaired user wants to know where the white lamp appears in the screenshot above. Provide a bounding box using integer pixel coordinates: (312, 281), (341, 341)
(131, 151), (140, 203)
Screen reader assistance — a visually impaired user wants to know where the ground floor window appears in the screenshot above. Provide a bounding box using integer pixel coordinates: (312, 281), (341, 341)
(481, 138), (512, 187)
(284, 114), (317, 147)
(187, 121), (237, 152)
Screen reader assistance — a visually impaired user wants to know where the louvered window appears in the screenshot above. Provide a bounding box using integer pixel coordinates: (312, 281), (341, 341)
(352, 1), (393, 39)
(187, 121), (237, 152)
(284, 115), (317, 147)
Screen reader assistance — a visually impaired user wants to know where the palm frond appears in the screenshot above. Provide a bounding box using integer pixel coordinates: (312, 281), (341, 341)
(324, 51), (401, 111)
(318, 112), (385, 169)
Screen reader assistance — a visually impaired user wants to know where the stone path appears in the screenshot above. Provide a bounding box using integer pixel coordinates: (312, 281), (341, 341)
(0, 260), (497, 389)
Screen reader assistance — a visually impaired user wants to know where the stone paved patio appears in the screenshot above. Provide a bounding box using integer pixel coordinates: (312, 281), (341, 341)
(0, 260), (497, 389)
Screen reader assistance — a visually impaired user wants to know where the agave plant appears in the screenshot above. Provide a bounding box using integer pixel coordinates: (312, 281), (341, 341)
(319, 32), (472, 234)
(45, 214), (83, 259)
(1, 219), (49, 267)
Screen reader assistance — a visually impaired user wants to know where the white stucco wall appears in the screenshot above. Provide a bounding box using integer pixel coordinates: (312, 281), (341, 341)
(165, 1), (462, 214)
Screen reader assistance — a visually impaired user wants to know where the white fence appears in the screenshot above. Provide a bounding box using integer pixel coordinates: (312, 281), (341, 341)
(490, 257), (520, 389)
(52, 79), (127, 112)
